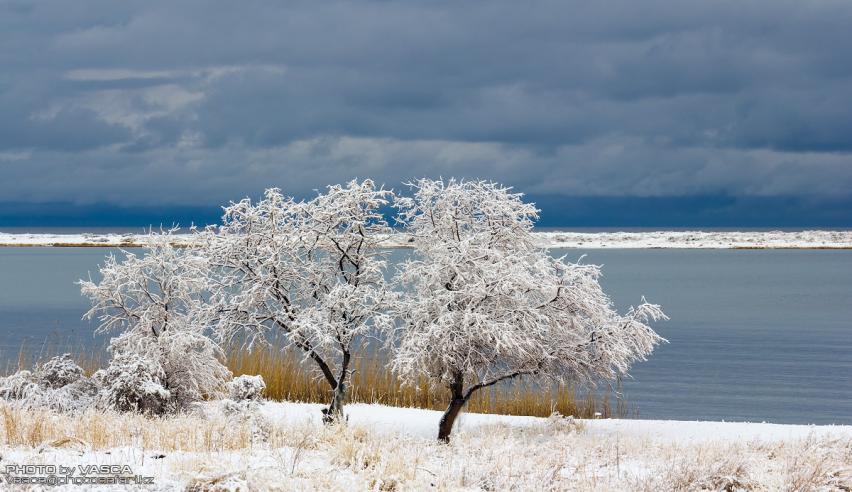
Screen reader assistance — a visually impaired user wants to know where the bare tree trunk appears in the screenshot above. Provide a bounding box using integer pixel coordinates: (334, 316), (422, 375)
(322, 350), (350, 424)
(438, 372), (466, 442)
(323, 380), (347, 424)
(438, 397), (466, 442)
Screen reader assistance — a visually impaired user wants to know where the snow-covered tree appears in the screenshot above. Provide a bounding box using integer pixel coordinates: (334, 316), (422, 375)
(80, 230), (231, 413)
(202, 180), (394, 421)
(390, 179), (667, 441)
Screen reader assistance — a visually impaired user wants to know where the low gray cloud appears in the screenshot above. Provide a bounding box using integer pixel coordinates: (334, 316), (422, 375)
(1, 0), (851, 208)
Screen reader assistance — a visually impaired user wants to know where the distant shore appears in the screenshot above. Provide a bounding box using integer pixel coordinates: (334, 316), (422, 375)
(1, 230), (852, 249)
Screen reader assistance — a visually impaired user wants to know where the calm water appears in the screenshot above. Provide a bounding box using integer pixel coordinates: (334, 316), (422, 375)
(0, 247), (850, 425)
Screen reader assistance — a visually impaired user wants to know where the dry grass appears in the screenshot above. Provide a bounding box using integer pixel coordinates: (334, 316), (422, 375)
(1, 402), (849, 491)
(0, 403), (275, 452)
(5, 341), (625, 419)
(226, 346), (624, 419)
(6, 339), (103, 376)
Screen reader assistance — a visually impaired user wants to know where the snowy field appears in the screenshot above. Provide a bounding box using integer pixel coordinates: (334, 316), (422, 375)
(1, 401), (849, 490)
(1, 229), (852, 249)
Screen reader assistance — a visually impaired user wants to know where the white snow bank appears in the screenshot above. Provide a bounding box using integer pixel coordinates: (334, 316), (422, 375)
(534, 230), (852, 249)
(2, 230), (852, 248)
(583, 417), (852, 444)
(259, 402), (544, 439)
(258, 401), (851, 443)
(0, 232), (197, 248)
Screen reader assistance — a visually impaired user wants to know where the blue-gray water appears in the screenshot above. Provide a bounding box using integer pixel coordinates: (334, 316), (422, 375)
(0, 247), (849, 425)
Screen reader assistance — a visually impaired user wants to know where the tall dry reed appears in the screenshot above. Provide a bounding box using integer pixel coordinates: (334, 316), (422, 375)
(4, 341), (626, 419)
(226, 346), (625, 418)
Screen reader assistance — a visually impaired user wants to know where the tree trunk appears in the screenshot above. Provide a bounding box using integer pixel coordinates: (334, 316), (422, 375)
(438, 373), (466, 442)
(437, 397), (466, 442)
(323, 381), (347, 424)
(322, 350), (350, 424)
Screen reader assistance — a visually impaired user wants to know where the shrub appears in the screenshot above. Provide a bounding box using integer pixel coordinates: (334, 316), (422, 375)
(227, 374), (266, 402)
(95, 353), (172, 415)
(0, 355), (99, 414)
(0, 370), (39, 401)
(34, 353), (85, 389)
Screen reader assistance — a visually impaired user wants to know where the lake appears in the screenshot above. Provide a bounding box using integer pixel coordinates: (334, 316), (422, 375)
(0, 247), (849, 425)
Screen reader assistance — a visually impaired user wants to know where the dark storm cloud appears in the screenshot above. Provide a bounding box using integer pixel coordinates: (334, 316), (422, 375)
(1, 0), (851, 220)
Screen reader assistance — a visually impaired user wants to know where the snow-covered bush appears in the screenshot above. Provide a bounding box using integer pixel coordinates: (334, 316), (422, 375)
(34, 353), (84, 389)
(0, 370), (40, 401)
(202, 180), (394, 422)
(208, 397), (273, 445)
(546, 412), (583, 434)
(228, 374), (266, 401)
(390, 179), (667, 441)
(43, 376), (100, 414)
(0, 355), (99, 414)
(80, 230), (231, 413)
(95, 352), (172, 414)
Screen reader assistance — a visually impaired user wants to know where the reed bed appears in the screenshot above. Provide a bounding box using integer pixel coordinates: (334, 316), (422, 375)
(226, 346), (624, 419)
(3, 341), (626, 419)
(5, 338), (103, 377)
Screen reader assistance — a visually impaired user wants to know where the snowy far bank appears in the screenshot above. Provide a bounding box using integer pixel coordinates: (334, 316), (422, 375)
(2, 230), (852, 249)
(1, 401), (850, 490)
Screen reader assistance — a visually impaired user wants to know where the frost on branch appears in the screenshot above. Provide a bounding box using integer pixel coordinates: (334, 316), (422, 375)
(390, 179), (667, 441)
(228, 374), (266, 401)
(0, 355), (99, 414)
(201, 180), (394, 422)
(0, 370), (39, 401)
(34, 353), (84, 389)
(80, 230), (231, 413)
(94, 353), (171, 414)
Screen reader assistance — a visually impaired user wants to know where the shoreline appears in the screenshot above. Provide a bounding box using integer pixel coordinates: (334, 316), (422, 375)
(1, 230), (852, 249)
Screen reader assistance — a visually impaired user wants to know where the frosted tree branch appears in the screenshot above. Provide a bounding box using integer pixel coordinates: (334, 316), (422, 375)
(387, 179), (667, 441)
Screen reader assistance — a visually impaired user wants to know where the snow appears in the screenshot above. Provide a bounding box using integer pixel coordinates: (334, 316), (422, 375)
(583, 416), (852, 443)
(0, 232), (197, 248)
(1, 401), (849, 490)
(227, 374), (266, 401)
(259, 402), (546, 439)
(2, 229), (852, 248)
(259, 401), (852, 443)
(534, 229), (852, 249)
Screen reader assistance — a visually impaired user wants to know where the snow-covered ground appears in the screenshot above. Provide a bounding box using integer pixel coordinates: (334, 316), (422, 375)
(2, 229), (852, 249)
(260, 402), (852, 443)
(1, 401), (849, 490)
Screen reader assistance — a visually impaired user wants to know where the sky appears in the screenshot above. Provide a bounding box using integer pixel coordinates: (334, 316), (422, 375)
(1, 0), (851, 227)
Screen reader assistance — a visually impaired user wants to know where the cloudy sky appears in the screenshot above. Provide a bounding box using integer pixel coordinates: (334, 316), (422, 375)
(2, 0), (851, 226)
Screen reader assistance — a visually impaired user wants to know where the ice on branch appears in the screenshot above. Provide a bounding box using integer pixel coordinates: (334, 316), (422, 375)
(92, 353), (172, 414)
(228, 374), (266, 402)
(34, 353), (85, 389)
(389, 179), (667, 441)
(0, 354), (99, 414)
(80, 230), (231, 413)
(201, 179), (394, 421)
